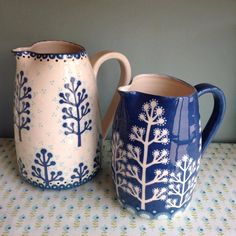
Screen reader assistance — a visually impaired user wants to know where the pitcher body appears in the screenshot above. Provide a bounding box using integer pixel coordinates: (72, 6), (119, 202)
(13, 41), (131, 190)
(112, 74), (225, 218)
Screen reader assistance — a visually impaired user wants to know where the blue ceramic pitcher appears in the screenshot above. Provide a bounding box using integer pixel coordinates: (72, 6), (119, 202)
(112, 74), (226, 219)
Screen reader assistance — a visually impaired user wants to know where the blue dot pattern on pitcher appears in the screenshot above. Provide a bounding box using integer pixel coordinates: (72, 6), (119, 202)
(13, 50), (87, 61)
(17, 144), (101, 190)
(14, 70), (32, 142)
(59, 77), (92, 147)
(112, 98), (201, 218)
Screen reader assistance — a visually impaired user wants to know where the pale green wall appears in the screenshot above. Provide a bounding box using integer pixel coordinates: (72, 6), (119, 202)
(0, 0), (235, 141)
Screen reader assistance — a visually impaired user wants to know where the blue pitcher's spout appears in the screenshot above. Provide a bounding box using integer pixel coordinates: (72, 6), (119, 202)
(118, 74), (159, 98)
(118, 85), (132, 97)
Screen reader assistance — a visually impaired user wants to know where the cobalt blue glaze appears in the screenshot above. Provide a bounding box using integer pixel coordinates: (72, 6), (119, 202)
(195, 83), (226, 153)
(112, 75), (226, 219)
(13, 50), (87, 61)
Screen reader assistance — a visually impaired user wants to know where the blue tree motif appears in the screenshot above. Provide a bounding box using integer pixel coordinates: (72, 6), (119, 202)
(93, 141), (101, 171)
(17, 158), (28, 178)
(59, 77), (92, 147)
(31, 148), (64, 187)
(14, 71), (32, 141)
(71, 163), (89, 182)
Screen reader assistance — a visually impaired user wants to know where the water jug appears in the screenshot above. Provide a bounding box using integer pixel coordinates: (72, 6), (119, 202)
(13, 40), (131, 190)
(112, 74), (226, 218)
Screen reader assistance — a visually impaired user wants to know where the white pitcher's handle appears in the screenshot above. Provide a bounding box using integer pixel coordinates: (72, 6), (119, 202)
(90, 51), (131, 139)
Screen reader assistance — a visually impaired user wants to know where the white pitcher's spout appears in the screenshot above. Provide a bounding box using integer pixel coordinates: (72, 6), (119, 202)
(12, 41), (86, 55)
(12, 47), (32, 54)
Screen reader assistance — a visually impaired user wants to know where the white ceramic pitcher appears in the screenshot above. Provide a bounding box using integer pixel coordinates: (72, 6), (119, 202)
(12, 40), (131, 190)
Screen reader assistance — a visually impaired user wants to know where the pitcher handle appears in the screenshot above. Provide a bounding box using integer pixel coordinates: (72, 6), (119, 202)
(195, 83), (226, 153)
(90, 51), (131, 139)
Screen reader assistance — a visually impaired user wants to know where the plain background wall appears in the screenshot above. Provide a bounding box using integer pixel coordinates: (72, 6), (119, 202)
(0, 0), (235, 141)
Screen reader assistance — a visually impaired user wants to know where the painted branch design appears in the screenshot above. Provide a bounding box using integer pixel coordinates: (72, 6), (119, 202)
(31, 149), (64, 187)
(17, 157), (28, 178)
(14, 71), (32, 141)
(59, 77), (92, 147)
(71, 162), (89, 182)
(93, 141), (101, 171)
(166, 155), (198, 209)
(112, 132), (127, 197)
(118, 99), (170, 210)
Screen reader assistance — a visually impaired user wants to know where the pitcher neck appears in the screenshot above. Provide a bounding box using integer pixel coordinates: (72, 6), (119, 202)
(120, 74), (197, 98)
(12, 40), (87, 61)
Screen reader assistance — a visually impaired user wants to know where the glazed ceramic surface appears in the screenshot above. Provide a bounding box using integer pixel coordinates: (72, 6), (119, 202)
(13, 41), (131, 190)
(112, 74), (226, 218)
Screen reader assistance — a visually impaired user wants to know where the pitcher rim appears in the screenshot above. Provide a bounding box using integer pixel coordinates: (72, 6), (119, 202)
(12, 40), (86, 56)
(118, 73), (197, 99)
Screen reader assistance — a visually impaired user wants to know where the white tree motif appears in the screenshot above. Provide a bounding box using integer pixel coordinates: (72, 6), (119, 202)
(112, 132), (127, 197)
(166, 155), (200, 209)
(120, 99), (170, 210)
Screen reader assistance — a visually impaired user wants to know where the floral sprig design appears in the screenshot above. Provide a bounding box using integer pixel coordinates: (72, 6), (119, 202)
(114, 99), (170, 210)
(71, 163), (89, 182)
(14, 71), (32, 141)
(166, 155), (199, 209)
(59, 77), (92, 147)
(17, 157), (28, 178)
(112, 132), (127, 197)
(31, 149), (64, 188)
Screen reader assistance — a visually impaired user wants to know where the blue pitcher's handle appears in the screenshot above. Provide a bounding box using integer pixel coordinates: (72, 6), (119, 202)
(194, 83), (226, 153)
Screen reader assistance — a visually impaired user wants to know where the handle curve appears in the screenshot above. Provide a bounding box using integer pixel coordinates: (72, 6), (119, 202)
(90, 51), (131, 139)
(195, 83), (226, 153)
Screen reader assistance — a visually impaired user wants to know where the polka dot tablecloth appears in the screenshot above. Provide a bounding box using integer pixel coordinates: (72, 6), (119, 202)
(0, 139), (235, 236)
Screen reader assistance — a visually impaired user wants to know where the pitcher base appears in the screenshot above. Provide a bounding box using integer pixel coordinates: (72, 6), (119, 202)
(19, 168), (101, 190)
(117, 197), (191, 220)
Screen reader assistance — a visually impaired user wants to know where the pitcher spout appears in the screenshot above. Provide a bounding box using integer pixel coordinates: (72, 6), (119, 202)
(11, 41), (87, 62)
(118, 85), (130, 94)
(12, 41), (86, 55)
(12, 47), (31, 54)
